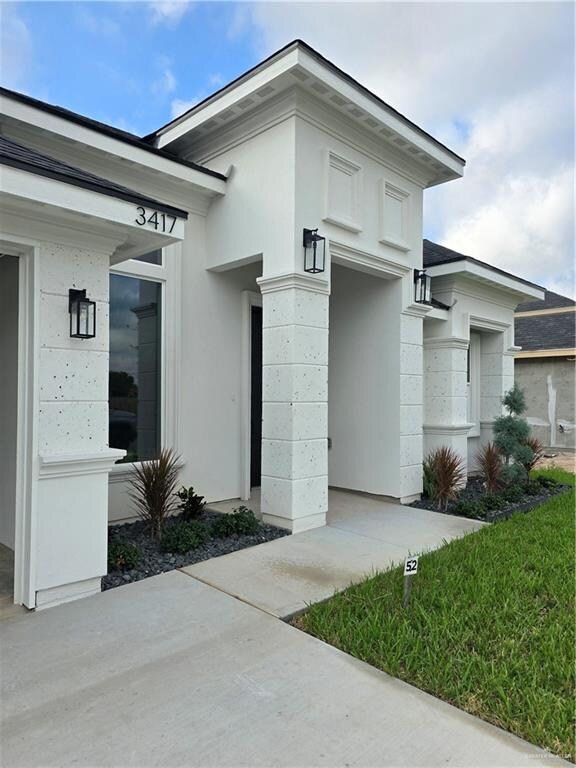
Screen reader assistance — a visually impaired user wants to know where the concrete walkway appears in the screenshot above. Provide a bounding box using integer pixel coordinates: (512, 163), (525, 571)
(185, 490), (484, 617)
(0, 570), (567, 767)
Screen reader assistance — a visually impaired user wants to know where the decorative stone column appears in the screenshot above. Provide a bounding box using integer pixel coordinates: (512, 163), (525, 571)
(256, 273), (329, 533)
(480, 330), (516, 444)
(423, 336), (470, 467)
(35, 242), (124, 609)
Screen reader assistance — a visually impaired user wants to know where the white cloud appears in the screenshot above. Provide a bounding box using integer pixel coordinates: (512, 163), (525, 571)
(243, 1), (574, 296)
(171, 97), (198, 118)
(0, 3), (33, 90)
(152, 63), (177, 97)
(149, 1), (192, 27)
(170, 73), (225, 118)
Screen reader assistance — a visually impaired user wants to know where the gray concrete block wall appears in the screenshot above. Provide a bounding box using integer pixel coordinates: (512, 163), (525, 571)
(515, 358), (576, 449)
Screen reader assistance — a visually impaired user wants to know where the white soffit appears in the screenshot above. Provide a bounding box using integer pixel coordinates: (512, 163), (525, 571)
(427, 260), (545, 301)
(155, 43), (465, 185)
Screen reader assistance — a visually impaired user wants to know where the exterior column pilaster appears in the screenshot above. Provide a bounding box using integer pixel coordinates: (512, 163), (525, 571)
(423, 336), (470, 467)
(480, 331), (516, 442)
(34, 242), (124, 609)
(256, 273), (329, 533)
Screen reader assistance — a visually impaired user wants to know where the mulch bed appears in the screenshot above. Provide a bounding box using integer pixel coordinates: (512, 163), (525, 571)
(410, 475), (570, 522)
(103, 509), (288, 591)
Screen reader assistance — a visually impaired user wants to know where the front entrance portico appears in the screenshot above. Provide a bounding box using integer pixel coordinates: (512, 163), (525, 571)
(0, 137), (187, 609)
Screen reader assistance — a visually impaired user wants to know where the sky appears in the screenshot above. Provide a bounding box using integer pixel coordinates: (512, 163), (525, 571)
(1, 1), (574, 297)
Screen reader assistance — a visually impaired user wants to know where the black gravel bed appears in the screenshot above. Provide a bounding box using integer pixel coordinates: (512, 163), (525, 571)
(410, 475), (570, 523)
(103, 509), (288, 591)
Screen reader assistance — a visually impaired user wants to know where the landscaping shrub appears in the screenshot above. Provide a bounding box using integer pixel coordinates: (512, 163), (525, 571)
(160, 520), (209, 554)
(501, 485), (525, 503)
(108, 540), (141, 571)
(493, 384), (532, 485)
(535, 475), (559, 490)
(521, 436), (544, 474)
(481, 493), (506, 511)
(128, 448), (182, 540)
(176, 486), (205, 520)
(211, 506), (259, 538)
(422, 446), (465, 511)
(451, 499), (484, 519)
(475, 442), (504, 493)
(422, 458), (436, 500)
(524, 481), (543, 496)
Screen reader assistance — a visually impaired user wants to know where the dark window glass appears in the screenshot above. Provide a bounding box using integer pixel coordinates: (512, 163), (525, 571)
(133, 250), (162, 265)
(109, 274), (161, 463)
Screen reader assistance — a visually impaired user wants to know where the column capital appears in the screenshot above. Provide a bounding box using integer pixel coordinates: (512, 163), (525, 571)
(423, 336), (469, 350)
(257, 272), (330, 296)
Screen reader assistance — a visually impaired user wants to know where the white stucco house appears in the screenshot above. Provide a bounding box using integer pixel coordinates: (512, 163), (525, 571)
(0, 40), (544, 610)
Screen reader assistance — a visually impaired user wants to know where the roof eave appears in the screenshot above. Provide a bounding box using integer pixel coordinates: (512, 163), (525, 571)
(153, 40), (464, 183)
(427, 258), (545, 301)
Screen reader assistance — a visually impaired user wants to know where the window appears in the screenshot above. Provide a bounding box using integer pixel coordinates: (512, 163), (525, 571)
(467, 333), (481, 436)
(109, 274), (161, 462)
(133, 249), (162, 265)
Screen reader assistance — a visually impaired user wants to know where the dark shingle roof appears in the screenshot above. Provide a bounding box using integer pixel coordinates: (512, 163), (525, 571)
(515, 312), (576, 351)
(0, 135), (188, 218)
(422, 239), (543, 292)
(0, 85), (226, 181)
(516, 290), (575, 313)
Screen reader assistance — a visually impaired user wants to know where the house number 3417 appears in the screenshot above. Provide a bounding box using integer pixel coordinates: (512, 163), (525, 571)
(135, 206), (177, 234)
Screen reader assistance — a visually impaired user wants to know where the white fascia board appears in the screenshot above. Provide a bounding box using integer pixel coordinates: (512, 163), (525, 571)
(1, 165), (185, 259)
(156, 49), (301, 148)
(0, 94), (226, 196)
(427, 260), (545, 301)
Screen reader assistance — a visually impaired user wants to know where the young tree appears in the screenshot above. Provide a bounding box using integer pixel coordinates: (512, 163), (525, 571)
(493, 384), (533, 485)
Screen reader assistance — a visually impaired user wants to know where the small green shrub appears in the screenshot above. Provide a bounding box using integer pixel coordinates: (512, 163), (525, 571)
(176, 486), (205, 520)
(535, 475), (560, 490)
(211, 506), (259, 538)
(501, 485), (525, 503)
(451, 500), (484, 519)
(161, 521), (208, 554)
(493, 385), (532, 486)
(422, 459), (436, 500)
(481, 493), (506, 511)
(524, 481), (543, 496)
(108, 540), (141, 571)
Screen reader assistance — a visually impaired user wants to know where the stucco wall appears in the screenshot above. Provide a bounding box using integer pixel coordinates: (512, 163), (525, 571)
(0, 256), (19, 550)
(329, 265), (402, 495)
(515, 357), (576, 449)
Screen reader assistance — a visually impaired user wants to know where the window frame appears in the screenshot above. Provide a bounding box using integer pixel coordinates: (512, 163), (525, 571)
(108, 246), (181, 477)
(467, 332), (481, 437)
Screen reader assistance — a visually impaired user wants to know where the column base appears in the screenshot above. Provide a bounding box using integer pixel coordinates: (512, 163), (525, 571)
(35, 577), (102, 611)
(399, 493), (421, 504)
(262, 511), (326, 534)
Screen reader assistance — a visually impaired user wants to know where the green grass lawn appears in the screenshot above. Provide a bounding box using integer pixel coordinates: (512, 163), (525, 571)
(296, 469), (575, 761)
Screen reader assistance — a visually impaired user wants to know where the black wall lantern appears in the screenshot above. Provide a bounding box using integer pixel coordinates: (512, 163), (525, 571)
(303, 228), (326, 274)
(69, 289), (96, 339)
(414, 269), (432, 305)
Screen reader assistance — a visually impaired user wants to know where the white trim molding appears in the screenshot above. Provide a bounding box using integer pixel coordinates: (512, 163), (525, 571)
(257, 272), (330, 295)
(423, 336), (469, 350)
(378, 179), (411, 252)
(39, 449), (126, 479)
(330, 240), (411, 280)
(403, 303), (433, 319)
(323, 149), (363, 233)
(423, 424), (474, 435)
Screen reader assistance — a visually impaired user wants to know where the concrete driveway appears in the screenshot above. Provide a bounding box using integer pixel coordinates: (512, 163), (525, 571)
(1, 570), (568, 767)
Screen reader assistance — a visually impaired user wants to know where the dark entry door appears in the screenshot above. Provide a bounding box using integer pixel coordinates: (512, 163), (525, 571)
(250, 306), (263, 487)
